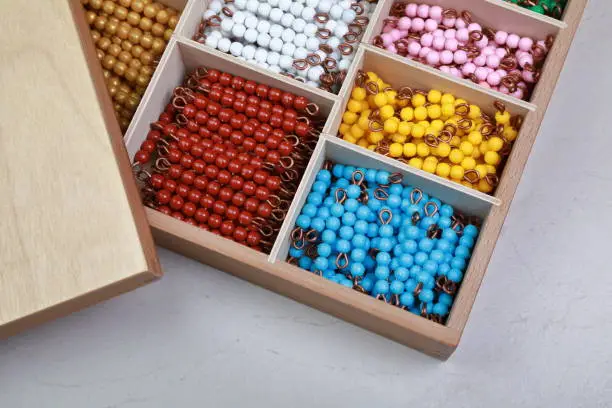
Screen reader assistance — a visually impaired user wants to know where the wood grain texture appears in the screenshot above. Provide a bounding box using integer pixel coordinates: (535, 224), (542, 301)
(0, 0), (160, 338)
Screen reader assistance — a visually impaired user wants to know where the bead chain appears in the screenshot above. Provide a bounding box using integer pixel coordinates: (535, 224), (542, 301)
(503, 0), (567, 19)
(133, 67), (322, 253)
(82, 0), (179, 131)
(373, 2), (554, 101)
(193, 0), (377, 93)
(288, 161), (480, 324)
(339, 70), (522, 194)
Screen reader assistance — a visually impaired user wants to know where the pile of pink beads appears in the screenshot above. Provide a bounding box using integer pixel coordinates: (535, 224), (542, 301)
(373, 2), (554, 101)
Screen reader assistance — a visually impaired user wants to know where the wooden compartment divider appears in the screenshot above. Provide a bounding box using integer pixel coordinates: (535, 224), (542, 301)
(114, 0), (587, 358)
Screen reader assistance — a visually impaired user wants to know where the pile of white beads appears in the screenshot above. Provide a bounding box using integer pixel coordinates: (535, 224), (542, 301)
(194, 0), (376, 93)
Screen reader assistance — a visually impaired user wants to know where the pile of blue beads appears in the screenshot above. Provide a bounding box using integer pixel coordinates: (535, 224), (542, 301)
(287, 161), (480, 324)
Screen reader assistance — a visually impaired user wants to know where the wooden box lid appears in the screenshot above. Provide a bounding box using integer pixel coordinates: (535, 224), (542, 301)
(0, 0), (161, 338)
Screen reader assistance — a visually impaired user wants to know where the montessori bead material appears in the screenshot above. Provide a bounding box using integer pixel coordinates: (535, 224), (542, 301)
(132, 66), (323, 253)
(193, 0), (377, 94)
(503, 0), (567, 19)
(83, 0), (179, 132)
(288, 162), (480, 324)
(338, 70), (521, 194)
(372, 2), (554, 101)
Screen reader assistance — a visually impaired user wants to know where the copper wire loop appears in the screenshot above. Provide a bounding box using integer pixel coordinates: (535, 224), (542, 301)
(175, 113), (188, 126)
(221, 7), (233, 16)
(443, 280), (458, 295)
(343, 32), (359, 44)
(482, 27), (496, 40)
(336, 252), (349, 269)
(511, 114), (524, 129)
(455, 103), (469, 116)
(314, 12), (329, 23)
(383, 17), (398, 27)
(150, 121), (164, 131)
(390, 2), (406, 17)
(442, 8), (458, 18)
(374, 187), (389, 200)
(411, 211), (421, 225)
(322, 57), (337, 70)
(532, 43), (547, 61)
(287, 256), (298, 265)
(172, 95), (187, 110)
(206, 15), (221, 27)
(354, 15), (369, 26)
(355, 70), (368, 87)
(338, 43), (354, 55)
(155, 157), (170, 171)
(306, 53), (322, 66)
(266, 195), (282, 208)
(463, 169), (480, 184)
(379, 208), (392, 224)
(376, 294), (389, 303)
(157, 144), (170, 157)
(283, 169), (299, 182)
(351, 2), (364, 14)
(480, 122), (495, 136)
(395, 39), (410, 53)
(389, 172), (403, 184)
(270, 208), (286, 222)
(369, 119), (384, 132)
(372, 35), (384, 48)
(457, 118), (472, 131)
(375, 140), (390, 155)
(485, 174), (500, 187)
(292, 59), (308, 70)
(316, 28), (331, 39)
(135, 169), (151, 182)
(410, 188), (423, 204)
(469, 30), (484, 42)
(317, 44), (333, 55)
(368, 109), (381, 120)
(305, 103), (320, 116)
(359, 189), (369, 204)
(320, 73), (335, 85)
(397, 86), (414, 100)
(305, 229), (318, 242)
(278, 156), (295, 170)
(424, 201), (438, 217)
(427, 224), (442, 239)
(413, 282), (423, 297)
(461, 10), (473, 23)
(291, 227), (304, 243)
(424, 133), (440, 147)
(353, 284), (368, 294)
(352, 169), (365, 185)
(494, 100), (506, 113)
(348, 23), (363, 35)
(306, 244), (318, 258)
(335, 188), (348, 204)
(365, 81), (379, 95)
(438, 130), (453, 143)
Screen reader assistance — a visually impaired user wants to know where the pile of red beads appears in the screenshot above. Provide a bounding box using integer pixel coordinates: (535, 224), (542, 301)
(132, 67), (323, 253)
(373, 2), (555, 101)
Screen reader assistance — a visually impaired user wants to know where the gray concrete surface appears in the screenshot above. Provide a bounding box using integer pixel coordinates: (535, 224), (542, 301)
(1, 1), (611, 406)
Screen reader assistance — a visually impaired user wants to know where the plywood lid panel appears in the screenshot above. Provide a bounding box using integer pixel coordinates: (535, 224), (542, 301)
(0, 0), (160, 337)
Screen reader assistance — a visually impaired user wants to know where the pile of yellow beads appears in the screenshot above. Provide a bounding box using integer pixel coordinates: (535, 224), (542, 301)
(338, 71), (522, 193)
(82, 0), (180, 132)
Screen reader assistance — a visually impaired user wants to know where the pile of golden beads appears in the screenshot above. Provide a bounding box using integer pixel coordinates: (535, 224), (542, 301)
(82, 0), (180, 132)
(338, 70), (522, 194)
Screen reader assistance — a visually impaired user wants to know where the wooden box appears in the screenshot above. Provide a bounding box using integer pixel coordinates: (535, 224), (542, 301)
(0, 0), (587, 359)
